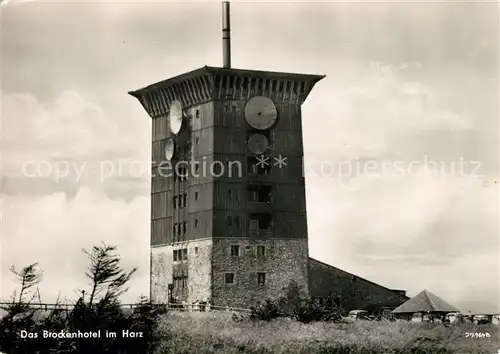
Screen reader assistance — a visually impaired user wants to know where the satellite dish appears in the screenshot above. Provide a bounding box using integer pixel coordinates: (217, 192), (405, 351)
(247, 133), (269, 155)
(165, 138), (175, 161)
(244, 96), (278, 130)
(169, 100), (183, 134)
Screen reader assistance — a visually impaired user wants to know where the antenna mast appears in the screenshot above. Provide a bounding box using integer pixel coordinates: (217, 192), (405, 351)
(222, 1), (231, 68)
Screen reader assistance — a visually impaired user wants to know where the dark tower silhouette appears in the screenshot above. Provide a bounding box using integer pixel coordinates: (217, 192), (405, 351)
(129, 1), (325, 307)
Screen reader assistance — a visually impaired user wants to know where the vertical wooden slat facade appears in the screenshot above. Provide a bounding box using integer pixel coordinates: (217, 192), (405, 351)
(141, 68), (321, 246)
(130, 66), (324, 305)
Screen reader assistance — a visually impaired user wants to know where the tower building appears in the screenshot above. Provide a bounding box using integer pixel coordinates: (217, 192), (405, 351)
(129, 2), (325, 307)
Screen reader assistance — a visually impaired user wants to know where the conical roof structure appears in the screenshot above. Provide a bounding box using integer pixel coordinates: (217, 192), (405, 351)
(392, 289), (459, 314)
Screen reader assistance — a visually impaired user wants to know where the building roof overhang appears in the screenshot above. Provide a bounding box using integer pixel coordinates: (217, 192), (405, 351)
(128, 66), (326, 119)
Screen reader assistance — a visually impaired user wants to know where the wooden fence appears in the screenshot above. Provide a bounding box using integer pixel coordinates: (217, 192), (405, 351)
(0, 302), (251, 313)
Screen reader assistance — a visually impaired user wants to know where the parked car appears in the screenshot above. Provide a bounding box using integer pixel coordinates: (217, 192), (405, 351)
(472, 314), (489, 325)
(347, 310), (370, 321)
(445, 312), (463, 324)
(411, 312), (432, 323)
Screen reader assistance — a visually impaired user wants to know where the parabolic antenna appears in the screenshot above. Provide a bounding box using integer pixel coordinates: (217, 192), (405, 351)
(169, 100), (183, 135)
(165, 138), (175, 161)
(247, 133), (269, 155)
(244, 96), (278, 130)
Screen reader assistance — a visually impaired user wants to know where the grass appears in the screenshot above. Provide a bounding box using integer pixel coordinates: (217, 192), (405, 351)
(155, 312), (500, 354)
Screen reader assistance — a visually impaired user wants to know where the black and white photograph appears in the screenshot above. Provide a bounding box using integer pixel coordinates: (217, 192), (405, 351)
(1, 0), (499, 353)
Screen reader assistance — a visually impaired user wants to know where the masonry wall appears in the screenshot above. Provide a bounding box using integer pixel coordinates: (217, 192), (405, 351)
(151, 246), (172, 303)
(151, 240), (212, 304)
(186, 239), (213, 303)
(211, 238), (309, 308)
(308, 258), (408, 311)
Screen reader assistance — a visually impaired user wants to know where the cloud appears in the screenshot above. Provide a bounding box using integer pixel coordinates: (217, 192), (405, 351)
(307, 166), (498, 313)
(304, 63), (498, 313)
(2, 92), (150, 190)
(1, 187), (150, 303)
(0, 90), (151, 301)
(303, 62), (473, 162)
(1, 0), (38, 8)
(1, 1), (497, 315)
(3, 92), (108, 156)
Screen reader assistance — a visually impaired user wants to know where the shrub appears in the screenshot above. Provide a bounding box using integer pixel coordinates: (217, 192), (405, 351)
(250, 281), (343, 323)
(250, 299), (282, 321)
(279, 281), (343, 323)
(295, 300), (343, 323)
(0, 243), (168, 354)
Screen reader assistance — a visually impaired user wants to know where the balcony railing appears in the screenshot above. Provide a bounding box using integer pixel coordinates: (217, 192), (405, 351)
(246, 172), (273, 182)
(247, 228), (273, 238)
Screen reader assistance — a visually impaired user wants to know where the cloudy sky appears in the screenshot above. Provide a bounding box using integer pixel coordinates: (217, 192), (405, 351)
(1, 0), (498, 313)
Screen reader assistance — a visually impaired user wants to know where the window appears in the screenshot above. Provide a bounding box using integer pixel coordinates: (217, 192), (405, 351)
(182, 221), (187, 235)
(177, 167), (187, 182)
(249, 213), (272, 230)
(234, 215), (240, 227)
(228, 190), (232, 201)
(173, 275), (188, 290)
(183, 194), (187, 207)
(247, 156), (271, 175)
(249, 219), (259, 230)
(177, 196), (182, 208)
(257, 272), (266, 286)
(194, 191), (199, 200)
(247, 157), (257, 174)
(173, 196), (177, 209)
(175, 248), (188, 261)
(247, 185), (272, 203)
(256, 245), (266, 256)
(248, 190), (257, 202)
(195, 219), (199, 228)
(195, 109), (200, 118)
(230, 245), (240, 257)
(194, 164), (200, 174)
(225, 273), (235, 284)
(227, 215), (232, 226)
(173, 223), (177, 237)
(194, 247), (199, 254)
(195, 137), (199, 144)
